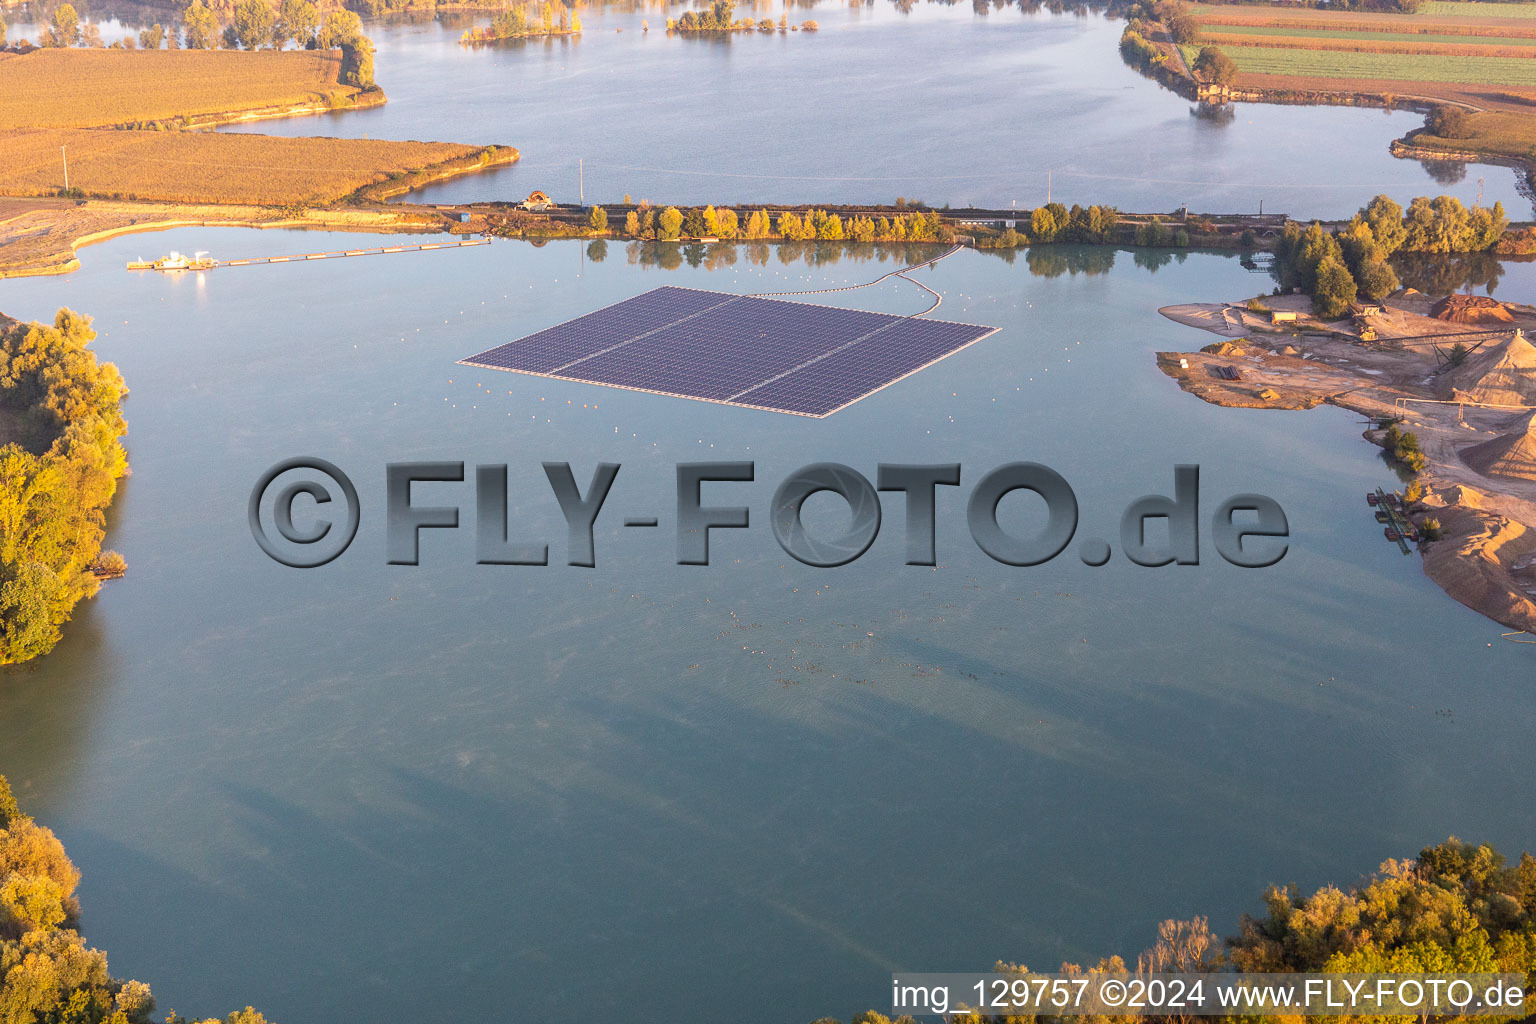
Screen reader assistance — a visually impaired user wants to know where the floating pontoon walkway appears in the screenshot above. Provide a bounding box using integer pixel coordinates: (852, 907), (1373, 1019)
(128, 238), (489, 272)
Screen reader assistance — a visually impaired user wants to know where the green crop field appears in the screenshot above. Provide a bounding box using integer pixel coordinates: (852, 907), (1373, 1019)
(1420, 1), (1536, 16)
(1200, 23), (1536, 43)
(1182, 43), (1536, 84)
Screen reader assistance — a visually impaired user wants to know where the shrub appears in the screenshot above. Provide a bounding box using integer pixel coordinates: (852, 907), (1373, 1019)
(90, 550), (127, 577)
(1426, 105), (1474, 141)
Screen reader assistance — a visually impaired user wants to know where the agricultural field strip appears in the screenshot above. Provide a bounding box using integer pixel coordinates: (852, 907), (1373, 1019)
(1198, 32), (1536, 58)
(1201, 23), (1536, 44)
(1421, 1), (1536, 17)
(1190, 4), (1536, 30)
(0, 49), (355, 130)
(0, 128), (481, 205)
(1178, 43), (1536, 85)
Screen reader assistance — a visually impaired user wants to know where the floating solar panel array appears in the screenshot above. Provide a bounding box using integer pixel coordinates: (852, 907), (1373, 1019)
(460, 286), (998, 417)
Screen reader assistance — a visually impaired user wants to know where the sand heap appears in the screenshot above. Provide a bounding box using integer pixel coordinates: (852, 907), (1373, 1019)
(1202, 341), (1244, 356)
(1431, 294), (1515, 324)
(1446, 331), (1536, 407)
(1461, 411), (1536, 482)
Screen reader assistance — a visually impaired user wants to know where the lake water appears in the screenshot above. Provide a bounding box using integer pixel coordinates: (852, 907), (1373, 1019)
(210, 1), (1533, 219)
(0, 233), (1533, 1023)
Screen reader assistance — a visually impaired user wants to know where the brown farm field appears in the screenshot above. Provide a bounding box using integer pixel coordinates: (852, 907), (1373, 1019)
(0, 129), (504, 205)
(0, 48), (365, 130)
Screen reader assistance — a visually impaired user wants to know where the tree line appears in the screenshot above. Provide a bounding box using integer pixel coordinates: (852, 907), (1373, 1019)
(601, 205), (959, 244)
(1274, 194), (1508, 318)
(808, 837), (1536, 1024)
(0, 311), (128, 665)
(461, 0), (580, 44)
(12, 1), (373, 86)
(0, 776), (276, 1024)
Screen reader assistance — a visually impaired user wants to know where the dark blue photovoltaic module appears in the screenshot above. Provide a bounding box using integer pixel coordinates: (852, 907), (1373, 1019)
(460, 286), (998, 417)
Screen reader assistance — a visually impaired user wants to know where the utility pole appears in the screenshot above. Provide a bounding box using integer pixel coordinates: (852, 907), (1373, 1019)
(61, 145), (68, 192)
(579, 158), (584, 206)
(1046, 171), (1051, 205)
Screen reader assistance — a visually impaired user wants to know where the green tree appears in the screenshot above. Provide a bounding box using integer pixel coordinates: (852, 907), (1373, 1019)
(658, 206), (683, 240)
(318, 8), (363, 48)
(276, 0), (320, 48)
(48, 4), (81, 46)
(1192, 45), (1237, 86)
(138, 24), (165, 48)
(682, 207), (707, 238)
(1356, 195), (1405, 254)
(183, 1), (219, 49)
(624, 210), (640, 236)
(588, 206), (608, 231)
(341, 36), (375, 87)
(1356, 258), (1399, 302)
(230, 0), (276, 49)
(1312, 255), (1357, 318)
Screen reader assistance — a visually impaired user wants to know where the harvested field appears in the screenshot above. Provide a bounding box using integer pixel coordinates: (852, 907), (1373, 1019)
(1422, 0), (1536, 16)
(0, 129), (498, 205)
(0, 49), (363, 130)
(1185, 43), (1536, 85)
(1200, 32), (1536, 57)
(1201, 23), (1536, 43)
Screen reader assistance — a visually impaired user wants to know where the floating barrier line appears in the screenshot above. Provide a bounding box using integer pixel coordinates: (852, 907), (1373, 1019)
(747, 243), (962, 316)
(129, 238), (489, 272)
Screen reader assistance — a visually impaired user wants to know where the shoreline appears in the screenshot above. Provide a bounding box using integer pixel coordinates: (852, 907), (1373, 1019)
(0, 146), (518, 278)
(1156, 296), (1536, 634)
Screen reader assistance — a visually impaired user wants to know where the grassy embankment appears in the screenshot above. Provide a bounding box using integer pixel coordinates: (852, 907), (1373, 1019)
(0, 49), (517, 276)
(1173, 3), (1536, 176)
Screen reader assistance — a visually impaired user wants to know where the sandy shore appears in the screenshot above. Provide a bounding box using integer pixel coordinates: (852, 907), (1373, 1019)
(0, 197), (479, 278)
(1158, 292), (1536, 635)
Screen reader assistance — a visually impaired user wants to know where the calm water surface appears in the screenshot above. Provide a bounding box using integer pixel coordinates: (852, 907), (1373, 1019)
(0, 233), (1532, 1023)
(217, 2), (1533, 218)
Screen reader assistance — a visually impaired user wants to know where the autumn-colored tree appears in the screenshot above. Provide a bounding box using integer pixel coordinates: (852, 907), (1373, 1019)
(276, 0), (320, 48)
(0, 310), (128, 664)
(658, 206), (683, 240)
(183, 1), (219, 48)
(48, 4), (81, 46)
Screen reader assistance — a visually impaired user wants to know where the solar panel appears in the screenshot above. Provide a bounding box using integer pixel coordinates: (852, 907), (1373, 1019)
(460, 285), (998, 418)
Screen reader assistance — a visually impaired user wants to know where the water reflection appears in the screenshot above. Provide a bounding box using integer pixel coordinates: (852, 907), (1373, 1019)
(1420, 160), (1470, 187)
(1392, 251), (1522, 297)
(615, 239), (1148, 276)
